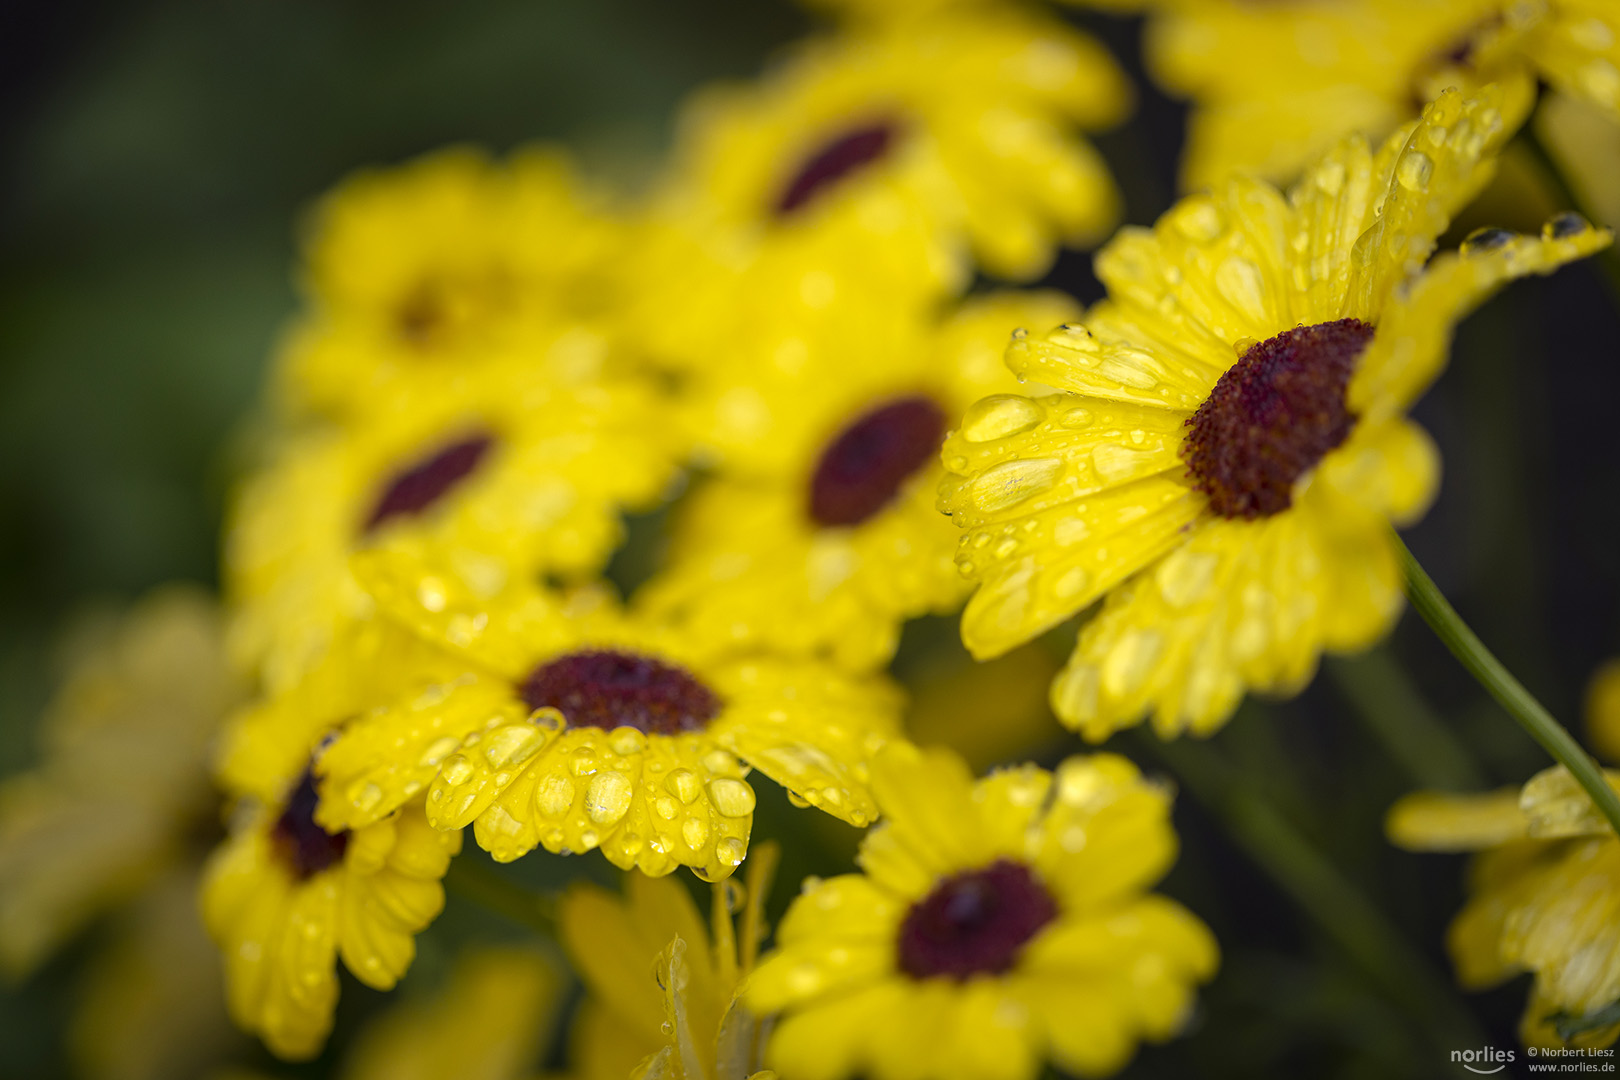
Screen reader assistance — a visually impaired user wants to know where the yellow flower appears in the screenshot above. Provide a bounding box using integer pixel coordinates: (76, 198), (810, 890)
(276, 146), (622, 420)
(940, 87), (1613, 741)
(559, 843), (780, 1080)
(1589, 658), (1620, 764)
(226, 364), (678, 695)
(341, 947), (564, 1080)
(71, 869), (239, 1080)
(1537, 90), (1620, 229)
(200, 770), (461, 1060)
(1388, 766), (1620, 1049)
(313, 552), (902, 879)
(1140, 0), (1619, 189)
(0, 587), (242, 977)
(632, 11), (1127, 369)
(640, 291), (1079, 670)
(744, 743), (1217, 1080)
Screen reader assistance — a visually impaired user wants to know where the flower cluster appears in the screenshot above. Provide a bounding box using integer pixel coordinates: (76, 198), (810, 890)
(4, 0), (1620, 1077)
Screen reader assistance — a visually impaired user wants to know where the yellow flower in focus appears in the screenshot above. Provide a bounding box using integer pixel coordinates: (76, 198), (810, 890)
(560, 844), (780, 1080)
(201, 769), (461, 1060)
(278, 146), (622, 419)
(1141, 0), (1619, 189)
(0, 587), (242, 977)
(744, 744), (1216, 1080)
(226, 365), (679, 694)
(640, 291), (1079, 669)
(940, 87), (1613, 740)
(634, 11), (1127, 369)
(342, 948), (564, 1080)
(313, 553), (902, 879)
(1389, 765), (1620, 1049)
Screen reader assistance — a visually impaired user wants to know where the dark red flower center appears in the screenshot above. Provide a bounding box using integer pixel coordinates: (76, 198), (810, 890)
(897, 859), (1058, 980)
(270, 770), (349, 881)
(808, 395), (946, 528)
(776, 120), (899, 217)
(1181, 319), (1373, 520)
(363, 432), (495, 534)
(519, 649), (722, 735)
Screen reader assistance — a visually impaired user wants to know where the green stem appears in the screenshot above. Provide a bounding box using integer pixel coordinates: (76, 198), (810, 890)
(443, 855), (557, 938)
(1396, 535), (1620, 836)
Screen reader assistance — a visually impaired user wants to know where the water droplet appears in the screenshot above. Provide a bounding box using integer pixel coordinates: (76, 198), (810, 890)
(970, 458), (1063, 513)
(1101, 629), (1163, 698)
(349, 780), (384, 813)
(570, 749), (598, 777)
(1544, 212), (1590, 240)
(1052, 565), (1090, 600)
(417, 735), (461, 769)
(483, 725), (544, 769)
(536, 774), (575, 817)
(1060, 406), (1093, 428)
(1460, 226), (1513, 256)
(654, 795), (678, 820)
(681, 816), (710, 849)
(1396, 150), (1433, 192)
(707, 777), (757, 818)
(585, 771), (633, 825)
(665, 768), (702, 804)
(530, 708), (564, 732)
(717, 837), (747, 867)
(608, 726), (647, 756)
(439, 756), (475, 787)
(1170, 197), (1224, 243)
(1154, 549), (1219, 608)
(959, 395), (1043, 443)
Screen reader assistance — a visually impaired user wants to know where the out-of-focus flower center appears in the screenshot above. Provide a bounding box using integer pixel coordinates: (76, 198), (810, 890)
(364, 432), (495, 534)
(519, 649), (723, 735)
(809, 395), (947, 527)
(776, 120), (899, 217)
(1181, 319), (1372, 520)
(270, 770), (350, 881)
(897, 859), (1058, 979)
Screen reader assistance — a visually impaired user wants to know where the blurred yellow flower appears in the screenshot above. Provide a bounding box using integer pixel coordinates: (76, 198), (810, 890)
(744, 743), (1216, 1080)
(1588, 658), (1620, 765)
(560, 843), (779, 1080)
(313, 553), (902, 879)
(226, 364), (679, 696)
(71, 869), (240, 1080)
(341, 947), (564, 1080)
(1389, 764), (1620, 1050)
(200, 773), (461, 1060)
(1141, 0), (1618, 189)
(277, 146), (624, 420)
(940, 87), (1612, 740)
(0, 587), (242, 977)
(1539, 90), (1620, 229)
(640, 291), (1079, 670)
(632, 10), (1127, 371)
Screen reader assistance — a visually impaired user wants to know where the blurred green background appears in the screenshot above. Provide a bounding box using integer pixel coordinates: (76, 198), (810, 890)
(3, 2), (1619, 1078)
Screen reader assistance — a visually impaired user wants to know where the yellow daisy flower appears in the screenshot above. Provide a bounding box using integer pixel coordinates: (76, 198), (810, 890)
(640, 291), (1079, 670)
(71, 869), (239, 1080)
(226, 363), (677, 694)
(276, 145), (621, 419)
(1140, 0), (1618, 189)
(200, 768), (461, 1060)
(633, 10), (1127, 369)
(1388, 766), (1620, 1049)
(559, 843), (780, 1080)
(341, 947), (564, 1080)
(744, 743), (1216, 1080)
(0, 587), (242, 977)
(312, 552), (902, 880)
(939, 86), (1613, 740)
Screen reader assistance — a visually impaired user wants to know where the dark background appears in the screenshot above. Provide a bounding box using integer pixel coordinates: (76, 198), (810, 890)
(2, 3), (1617, 1078)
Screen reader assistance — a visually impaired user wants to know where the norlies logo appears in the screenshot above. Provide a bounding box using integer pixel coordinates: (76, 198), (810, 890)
(1453, 1047), (1517, 1074)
